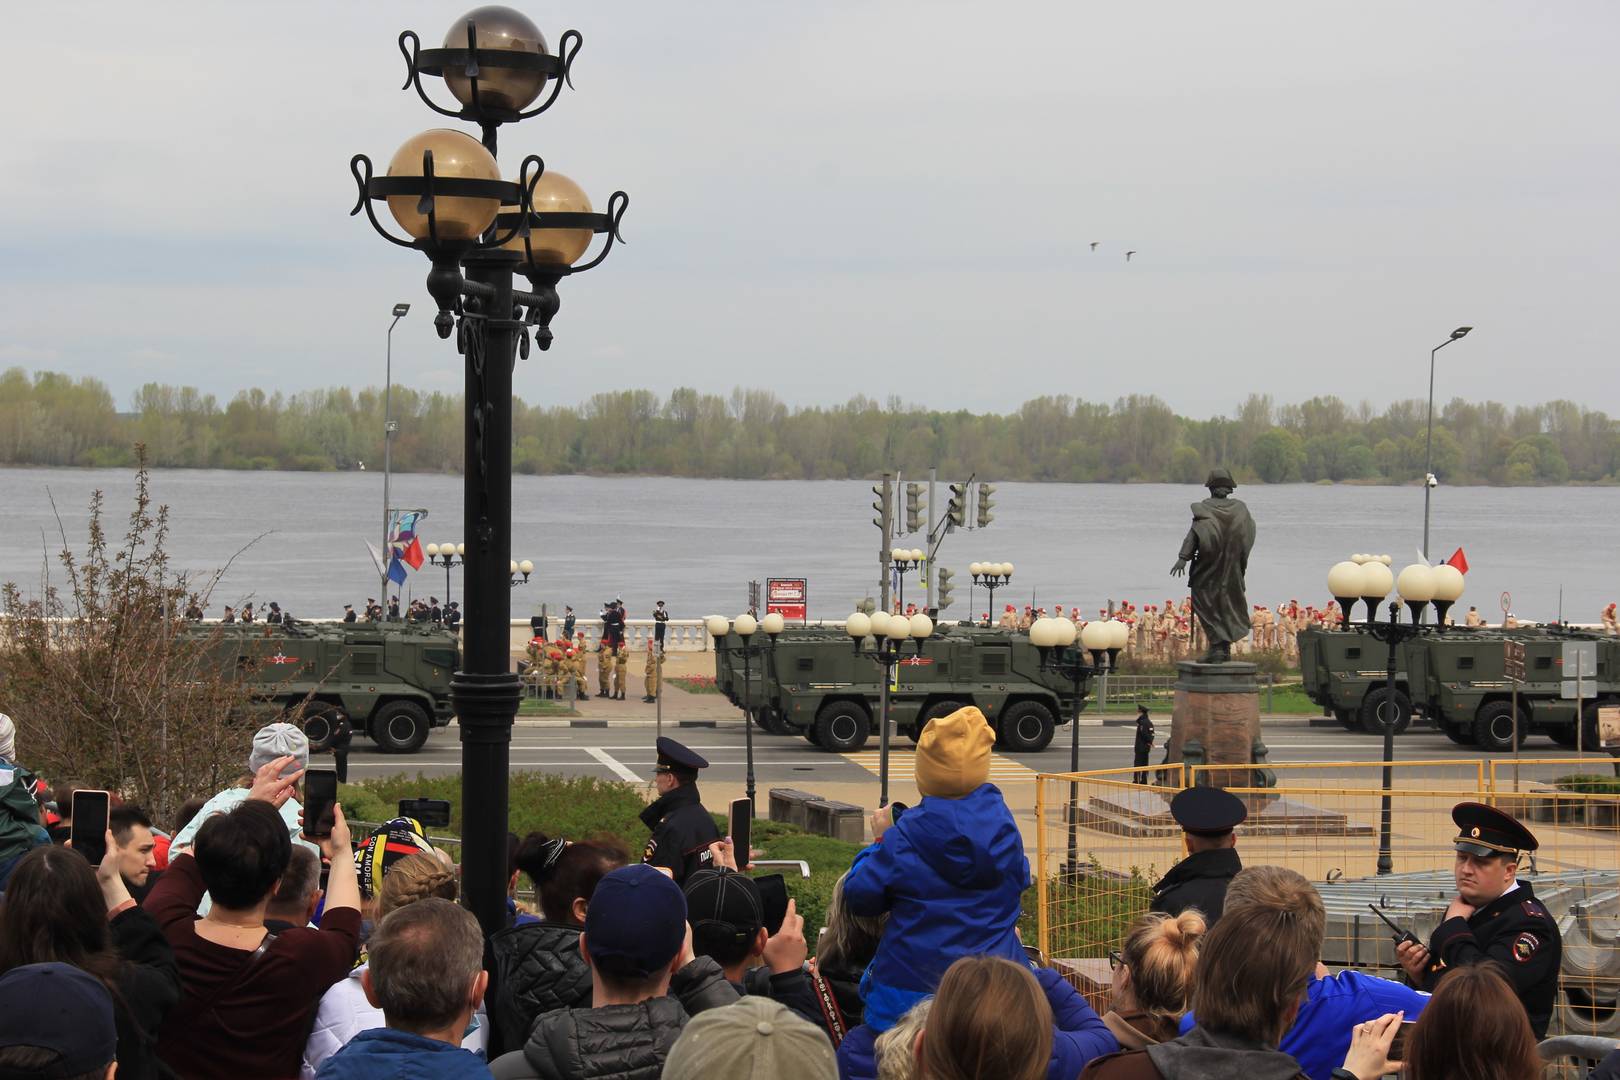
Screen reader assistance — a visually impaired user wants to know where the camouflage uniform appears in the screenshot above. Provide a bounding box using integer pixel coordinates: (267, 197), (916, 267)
(613, 645), (630, 700)
(643, 644), (664, 702)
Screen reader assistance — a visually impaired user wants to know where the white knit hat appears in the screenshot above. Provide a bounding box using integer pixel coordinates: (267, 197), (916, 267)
(249, 722), (308, 777)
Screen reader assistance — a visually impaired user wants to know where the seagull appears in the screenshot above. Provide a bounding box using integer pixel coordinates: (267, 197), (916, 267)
(1090, 242), (1099, 252)
(1125, 250), (1137, 262)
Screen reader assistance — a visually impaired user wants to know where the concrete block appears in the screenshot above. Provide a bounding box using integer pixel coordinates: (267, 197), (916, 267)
(768, 788), (822, 830)
(805, 799), (865, 845)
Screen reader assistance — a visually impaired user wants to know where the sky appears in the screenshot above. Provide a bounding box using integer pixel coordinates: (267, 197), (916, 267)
(2, 2), (1617, 418)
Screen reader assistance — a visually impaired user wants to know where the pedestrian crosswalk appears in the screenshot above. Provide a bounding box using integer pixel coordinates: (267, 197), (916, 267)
(841, 750), (1038, 784)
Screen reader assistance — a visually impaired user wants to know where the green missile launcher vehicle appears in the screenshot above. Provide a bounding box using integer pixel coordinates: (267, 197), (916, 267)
(711, 623), (1086, 754)
(186, 620), (457, 753)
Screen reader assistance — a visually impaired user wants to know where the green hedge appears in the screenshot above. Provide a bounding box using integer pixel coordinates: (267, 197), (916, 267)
(1556, 773), (1620, 795)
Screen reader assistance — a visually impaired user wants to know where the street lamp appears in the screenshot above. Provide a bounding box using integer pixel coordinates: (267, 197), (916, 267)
(1422, 326), (1472, 561)
(509, 559), (534, 587)
(348, 5), (630, 937)
(706, 613), (782, 815)
(425, 542), (463, 605)
(846, 609), (933, 807)
(969, 563), (1013, 626)
(381, 303), (410, 599)
(1335, 559), (1452, 874)
(889, 548), (925, 613)
(1030, 615), (1109, 874)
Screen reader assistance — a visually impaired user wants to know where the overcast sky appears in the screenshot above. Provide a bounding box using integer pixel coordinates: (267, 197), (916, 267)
(2, 2), (1616, 418)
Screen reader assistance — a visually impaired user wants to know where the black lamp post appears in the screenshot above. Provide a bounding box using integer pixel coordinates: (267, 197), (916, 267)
(426, 542), (463, 606)
(889, 548), (924, 614)
(970, 563), (1013, 626)
(1031, 617), (1114, 875)
(348, 5), (628, 938)
(509, 559), (533, 588)
(845, 610), (932, 807)
(1422, 326), (1473, 562)
(707, 613), (783, 815)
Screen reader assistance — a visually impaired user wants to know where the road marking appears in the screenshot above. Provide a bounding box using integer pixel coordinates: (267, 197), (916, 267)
(586, 748), (643, 782)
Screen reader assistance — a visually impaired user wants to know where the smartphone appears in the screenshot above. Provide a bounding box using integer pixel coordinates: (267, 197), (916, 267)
(303, 768), (338, 839)
(755, 873), (789, 936)
(1389, 1020), (1416, 1061)
(728, 798), (752, 872)
(70, 790), (110, 866)
(398, 798), (451, 829)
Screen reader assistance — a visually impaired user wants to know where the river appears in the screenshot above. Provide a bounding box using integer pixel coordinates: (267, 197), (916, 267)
(0, 467), (1614, 624)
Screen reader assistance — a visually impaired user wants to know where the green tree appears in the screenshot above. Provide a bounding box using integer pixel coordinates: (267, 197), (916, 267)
(1250, 428), (1305, 483)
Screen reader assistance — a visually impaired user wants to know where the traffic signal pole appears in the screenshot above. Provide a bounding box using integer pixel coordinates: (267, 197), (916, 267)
(926, 467), (937, 610)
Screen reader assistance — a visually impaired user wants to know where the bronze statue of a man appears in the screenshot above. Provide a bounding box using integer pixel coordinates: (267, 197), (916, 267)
(1170, 468), (1256, 664)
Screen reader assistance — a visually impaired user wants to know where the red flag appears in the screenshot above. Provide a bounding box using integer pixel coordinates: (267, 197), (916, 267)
(403, 535), (425, 570)
(1446, 547), (1469, 574)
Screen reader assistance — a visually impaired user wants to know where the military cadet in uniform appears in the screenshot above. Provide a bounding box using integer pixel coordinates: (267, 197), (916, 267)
(1396, 802), (1562, 1038)
(266, 602), (283, 624)
(613, 644), (630, 701)
(640, 737), (721, 884)
(1149, 786), (1246, 925)
(443, 601), (461, 631)
(643, 640), (663, 703)
(596, 636), (615, 698)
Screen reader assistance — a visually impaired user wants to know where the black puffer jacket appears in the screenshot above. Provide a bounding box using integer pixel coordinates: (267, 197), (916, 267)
(488, 921), (592, 1056)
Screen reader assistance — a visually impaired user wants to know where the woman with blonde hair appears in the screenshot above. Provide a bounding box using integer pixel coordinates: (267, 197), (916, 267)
(303, 853), (481, 1077)
(1102, 910), (1205, 1048)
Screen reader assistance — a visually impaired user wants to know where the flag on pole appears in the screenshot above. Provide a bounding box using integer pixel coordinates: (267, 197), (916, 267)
(387, 555), (408, 585)
(1446, 547), (1470, 574)
(403, 535), (425, 570)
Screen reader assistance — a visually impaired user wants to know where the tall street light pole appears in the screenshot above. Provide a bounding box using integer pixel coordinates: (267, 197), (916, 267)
(349, 6), (629, 937)
(381, 303), (410, 598)
(1421, 326), (1473, 561)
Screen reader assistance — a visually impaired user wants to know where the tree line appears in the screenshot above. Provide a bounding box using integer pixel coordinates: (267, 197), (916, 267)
(1, 367), (1615, 485)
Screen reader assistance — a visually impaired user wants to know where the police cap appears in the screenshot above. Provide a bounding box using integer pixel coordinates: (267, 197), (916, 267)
(1452, 801), (1538, 858)
(655, 736), (709, 779)
(1169, 786), (1248, 837)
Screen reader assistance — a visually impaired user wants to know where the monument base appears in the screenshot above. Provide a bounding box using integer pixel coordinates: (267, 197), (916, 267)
(1168, 660), (1268, 789)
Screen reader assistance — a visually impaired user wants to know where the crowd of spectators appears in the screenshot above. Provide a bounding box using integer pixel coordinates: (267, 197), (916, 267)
(0, 704), (1611, 1079)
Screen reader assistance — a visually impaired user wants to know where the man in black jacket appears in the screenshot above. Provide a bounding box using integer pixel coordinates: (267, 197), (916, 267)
(683, 866), (825, 1036)
(640, 739), (721, 885)
(489, 865), (737, 1080)
(1149, 786), (1246, 925)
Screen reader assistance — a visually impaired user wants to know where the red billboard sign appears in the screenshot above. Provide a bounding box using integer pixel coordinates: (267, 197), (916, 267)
(766, 577), (808, 623)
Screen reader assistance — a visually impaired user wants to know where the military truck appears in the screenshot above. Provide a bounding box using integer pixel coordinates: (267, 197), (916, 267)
(186, 621), (457, 753)
(1299, 624), (1619, 752)
(712, 624), (1086, 753)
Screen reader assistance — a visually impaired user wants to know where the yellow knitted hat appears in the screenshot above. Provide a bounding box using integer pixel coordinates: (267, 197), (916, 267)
(914, 705), (994, 798)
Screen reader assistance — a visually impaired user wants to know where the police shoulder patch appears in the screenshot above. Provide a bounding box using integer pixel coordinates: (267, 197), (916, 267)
(1521, 899), (1549, 920)
(642, 837), (657, 862)
(1512, 932), (1540, 962)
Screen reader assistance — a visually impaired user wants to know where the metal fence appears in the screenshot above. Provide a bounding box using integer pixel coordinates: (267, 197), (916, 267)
(1035, 759), (1620, 1041)
(1088, 674), (1286, 713)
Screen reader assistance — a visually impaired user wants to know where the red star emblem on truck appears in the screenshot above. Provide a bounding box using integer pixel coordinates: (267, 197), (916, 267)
(899, 656), (934, 666)
(266, 652), (299, 665)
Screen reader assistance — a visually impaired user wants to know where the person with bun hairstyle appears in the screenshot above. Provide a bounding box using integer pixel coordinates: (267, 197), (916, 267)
(1102, 910), (1205, 1049)
(302, 853), (475, 1078)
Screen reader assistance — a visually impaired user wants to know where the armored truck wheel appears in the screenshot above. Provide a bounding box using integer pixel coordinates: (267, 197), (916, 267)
(371, 699), (431, 753)
(1440, 721), (1476, 746)
(814, 700), (871, 753)
(757, 707), (790, 736)
(1358, 688), (1412, 735)
(1548, 723), (1579, 749)
(291, 702), (349, 751)
(999, 700), (1056, 753)
(1472, 700), (1526, 752)
(1332, 708), (1358, 731)
(803, 726), (823, 747)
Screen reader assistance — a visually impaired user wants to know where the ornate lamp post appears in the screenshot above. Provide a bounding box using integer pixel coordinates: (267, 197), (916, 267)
(889, 549), (925, 613)
(970, 563), (1013, 626)
(845, 610), (933, 807)
(705, 613), (783, 814)
(425, 542), (464, 605)
(348, 5), (629, 936)
(1030, 616), (1111, 874)
(509, 559), (534, 587)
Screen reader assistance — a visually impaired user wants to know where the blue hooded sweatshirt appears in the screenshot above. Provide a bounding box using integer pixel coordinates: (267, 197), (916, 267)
(841, 783), (1030, 1032)
(1180, 969), (1429, 1080)
(315, 1028), (493, 1080)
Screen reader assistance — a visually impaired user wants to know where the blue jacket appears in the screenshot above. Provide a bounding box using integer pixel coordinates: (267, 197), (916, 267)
(842, 784), (1030, 1032)
(315, 1028), (493, 1080)
(1181, 969), (1429, 1080)
(836, 967), (1117, 1080)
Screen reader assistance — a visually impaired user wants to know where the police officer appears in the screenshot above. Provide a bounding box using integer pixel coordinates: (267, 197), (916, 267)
(1149, 786), (1246, 925)
(1396, 801), (1562, 1038)
(640, 737), (721, 883)
(1132, 706), (1155, 785)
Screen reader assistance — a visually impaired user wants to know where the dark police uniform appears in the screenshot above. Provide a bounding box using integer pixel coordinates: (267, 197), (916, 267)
(1149, 786), (1246, 925)
(1418, 802), (1562, 1039)
(1132, 707), (1155, 784)
(640, 737), (721, 884)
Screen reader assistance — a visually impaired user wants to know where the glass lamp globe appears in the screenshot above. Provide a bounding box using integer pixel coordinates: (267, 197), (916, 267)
(734, 613), (758, 637)
(1029, 618), (1057, 648)
(386, 129), (502, 242)
(1431, 564), (1465, 602)
(442, 6), (550, 113)
(1360, 561), (1394, 601)
(761, 612), (785, 635)
(969, 562), (984, 576)
(704, 615), (730, 638)
(846, 612), (871, 639)
(505, 169), (594, 267)
(885, 614), (912, 641)
(909, 613), (934, 639)
(1080, 621), (1110, 651)
(456, 543), (466, 555)
(1327, 561), (1362, 600)
(1396, 564), (1436, 603)
(518, 559), (534, 575)
(426, 543), (440, 557)
(1055, 618), (1077, 646)
(868, 611), (893, 638)
(1106, 620), (1130, 650)
(509, 561), (518, 574)
(1002, 563), (1015, 578)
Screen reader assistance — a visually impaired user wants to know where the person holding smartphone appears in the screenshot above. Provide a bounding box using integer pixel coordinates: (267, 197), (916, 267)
(148, 755), (362, 1079)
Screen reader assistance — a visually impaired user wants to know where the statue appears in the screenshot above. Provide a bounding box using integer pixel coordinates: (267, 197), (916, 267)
(1170, 468), (1257, 664)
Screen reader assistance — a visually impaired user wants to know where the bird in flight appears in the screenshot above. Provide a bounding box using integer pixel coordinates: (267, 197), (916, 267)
(1090, 242), (1099, 252)
(1125, 250), (1137, 262)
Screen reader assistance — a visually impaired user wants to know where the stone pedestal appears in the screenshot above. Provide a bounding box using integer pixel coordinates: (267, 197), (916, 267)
(1168, 661), (1265, 789)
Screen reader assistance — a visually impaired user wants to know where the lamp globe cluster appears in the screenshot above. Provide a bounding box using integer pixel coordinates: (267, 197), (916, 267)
(1329, 555), (1465, 626)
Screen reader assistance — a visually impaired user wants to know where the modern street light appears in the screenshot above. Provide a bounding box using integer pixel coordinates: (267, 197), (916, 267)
(425, 542), (463, 605)
(348, 5), (629, 937)
(969, 563), (1013, 626)
(706, 612), (782, 814)
(1422, 326), (1472, 561)
(889, 548), (925, 613)
(1332, 559), (1459, 874)
(845, 609), (933, 807)
(381, 303), (410, 599)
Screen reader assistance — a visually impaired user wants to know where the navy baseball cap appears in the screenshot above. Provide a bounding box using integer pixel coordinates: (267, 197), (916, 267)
(584, 864), (688, 978)
(0, 962), (116, 1077)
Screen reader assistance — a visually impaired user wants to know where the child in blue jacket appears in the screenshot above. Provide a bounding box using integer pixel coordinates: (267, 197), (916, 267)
(842, 706), (1031, 1033)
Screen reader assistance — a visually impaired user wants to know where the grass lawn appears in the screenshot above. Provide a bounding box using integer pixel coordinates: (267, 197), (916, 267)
(516, 697), (579, 716)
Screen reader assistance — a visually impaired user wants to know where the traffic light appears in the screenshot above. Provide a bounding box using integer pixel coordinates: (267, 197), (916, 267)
(871, 479), (892, 535)
(947, 483), (968, 528)
(936, 566), (955, 611)
(904, 483), (924, 534)
(976, 482), (996, 528)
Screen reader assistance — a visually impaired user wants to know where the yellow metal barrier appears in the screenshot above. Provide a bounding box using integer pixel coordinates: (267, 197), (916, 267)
(1036, 758), (1620, 1039)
